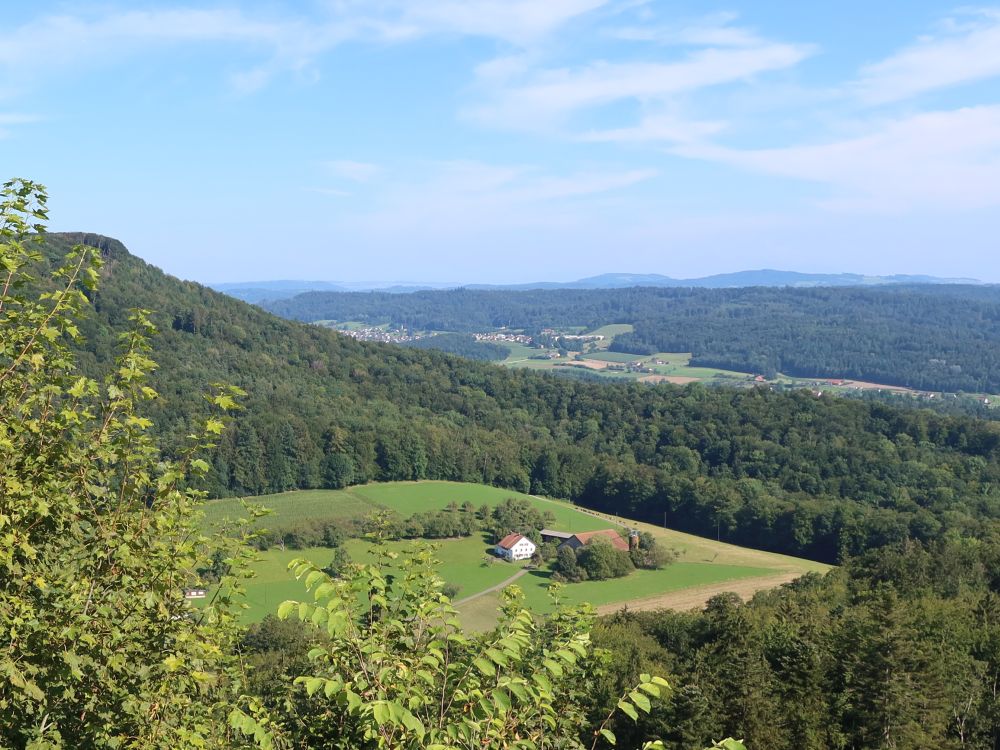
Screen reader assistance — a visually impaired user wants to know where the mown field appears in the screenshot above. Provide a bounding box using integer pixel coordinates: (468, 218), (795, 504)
(201, 481), (829, 627)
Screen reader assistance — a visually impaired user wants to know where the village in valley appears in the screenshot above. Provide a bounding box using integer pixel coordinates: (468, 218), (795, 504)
(318, 319), (999, 412)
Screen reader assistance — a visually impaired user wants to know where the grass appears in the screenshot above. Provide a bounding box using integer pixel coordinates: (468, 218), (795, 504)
(203, 481), (831, 626)
(226, 535), (523, 622)
(583, 351), (644, 363)
(202, 481), (611, 534)
(201, 488), (371, 530)
(516, 562), (774, 612)
(585, 324), (633, 349)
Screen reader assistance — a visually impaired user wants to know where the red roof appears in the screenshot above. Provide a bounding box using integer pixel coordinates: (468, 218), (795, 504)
(571, 529), (630, 552)
(497, 532), (527, 550)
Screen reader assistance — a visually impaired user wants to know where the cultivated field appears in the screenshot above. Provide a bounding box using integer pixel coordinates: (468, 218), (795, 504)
(202, 481), (830, 628)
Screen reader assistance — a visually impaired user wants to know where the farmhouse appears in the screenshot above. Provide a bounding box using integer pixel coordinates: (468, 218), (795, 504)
(183, 588), (207, 600)
(495, 533), (537, 561)
(559, 529), (632, 553)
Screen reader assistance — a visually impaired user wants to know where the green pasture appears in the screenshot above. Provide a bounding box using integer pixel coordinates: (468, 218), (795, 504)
(202, 481), (610, 533)
(518, 562), (773, 611)
(585, 323), (633, 349)
(499, 342), (538, 363)
(583, 351), (644, 363)
(227, 535), (523, 622)
(202, 480), (829, 626)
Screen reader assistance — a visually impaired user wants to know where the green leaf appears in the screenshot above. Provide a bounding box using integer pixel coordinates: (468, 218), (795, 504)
(617, 700), (639, 721)
(473, 657), (496, 676)
(276, 600), (297, 620)
(629, 691), (651, 713)
(600, 728), (617, 746)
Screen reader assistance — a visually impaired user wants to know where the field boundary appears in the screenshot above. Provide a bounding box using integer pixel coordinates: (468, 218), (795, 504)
(594, 571), (802, 615)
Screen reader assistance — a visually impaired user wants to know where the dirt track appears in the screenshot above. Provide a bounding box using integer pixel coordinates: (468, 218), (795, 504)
(594, 572), (802, 615)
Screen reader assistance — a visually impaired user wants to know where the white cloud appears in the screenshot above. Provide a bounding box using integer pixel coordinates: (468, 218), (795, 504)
(855, 9), (1000, 103)
(0, 2), (605, 94)
(609, 12), (768, 47)
(339, 160), (658, 236)
(0, 9), (364, 92)
(677, 106), (1000, 211)
(392, 0), (609, 44)
(326, 160), (382, 182)
(0, 112), (41, 138)
(580, 112), (726, 144)
(306, 187), (352, 197)
(467, 38), (812, 130)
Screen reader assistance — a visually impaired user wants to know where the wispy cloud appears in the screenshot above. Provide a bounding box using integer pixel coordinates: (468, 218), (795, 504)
(677, 105), (1000, 211)
(0, 112), (41, 138)
(854, 9), (1000, 104)
(389, 0), (610, 44)
(340, 160), (658, 236)
(609, 11), (769, 47)
(580, 112), (726, 144)
(326, 160), (382, 182)
(0, 2), (608, 95)
(466, 23), (813, 132)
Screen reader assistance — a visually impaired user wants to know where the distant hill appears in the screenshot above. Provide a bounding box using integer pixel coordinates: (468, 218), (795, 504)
(211, 280), (348, 304)
(472, 270), (982, 290)
(215, 269), (980, 301)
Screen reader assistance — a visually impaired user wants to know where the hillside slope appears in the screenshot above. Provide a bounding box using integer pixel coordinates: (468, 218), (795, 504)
(46, 232), (1000, 564)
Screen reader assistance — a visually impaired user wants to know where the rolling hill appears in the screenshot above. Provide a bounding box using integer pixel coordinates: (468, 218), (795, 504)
(42, 232), (1000, 566)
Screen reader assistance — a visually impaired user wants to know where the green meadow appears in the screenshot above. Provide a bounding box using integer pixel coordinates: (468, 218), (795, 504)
(201, 481), (828, 626)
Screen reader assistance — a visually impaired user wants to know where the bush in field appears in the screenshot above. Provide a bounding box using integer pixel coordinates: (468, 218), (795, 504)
(577, 539), (634, 581)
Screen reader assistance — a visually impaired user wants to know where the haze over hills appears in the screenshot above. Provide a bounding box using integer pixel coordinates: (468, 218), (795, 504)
(213, 269), (983, 303)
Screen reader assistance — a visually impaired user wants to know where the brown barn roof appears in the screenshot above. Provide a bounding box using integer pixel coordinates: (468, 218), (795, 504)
(568, 529), (630, 552)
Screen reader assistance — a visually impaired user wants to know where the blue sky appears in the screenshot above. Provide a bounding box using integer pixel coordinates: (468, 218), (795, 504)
(2, 1), (998, 283)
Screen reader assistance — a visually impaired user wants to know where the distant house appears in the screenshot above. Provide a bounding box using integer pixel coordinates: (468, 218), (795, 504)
(540, 529), (573, 544)
(495, 533), (537, 561)
(183, 588), (207, 600)
(560, 529), (631, 553)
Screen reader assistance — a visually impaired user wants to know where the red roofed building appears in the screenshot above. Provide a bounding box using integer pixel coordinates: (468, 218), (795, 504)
(494, 532), (536, 561)
(560, 529), (630, 553)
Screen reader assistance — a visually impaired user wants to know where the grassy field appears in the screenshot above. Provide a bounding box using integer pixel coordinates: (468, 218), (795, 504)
(203, 481), (610, 534)
(500, 339), (752, 384)
(586, 323), (633, 349)
(584, 351), (645, 363)
(202, 481), (830, 627)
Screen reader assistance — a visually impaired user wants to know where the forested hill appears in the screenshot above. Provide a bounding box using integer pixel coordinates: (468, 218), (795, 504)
(264, 285), (1000, 393)
(48, 232), (1000, 564)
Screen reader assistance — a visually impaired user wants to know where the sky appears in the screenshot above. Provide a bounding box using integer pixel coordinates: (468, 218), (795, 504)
(1, 1), (999, 284)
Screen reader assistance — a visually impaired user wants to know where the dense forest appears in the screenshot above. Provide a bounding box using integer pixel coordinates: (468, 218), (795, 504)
(401, 332), (508, 361)
(587, 536), (1000, 750)
(49, 233), (1000, 566)
(236, 535), (1000, 749)
(265, 285), (1000, 393)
